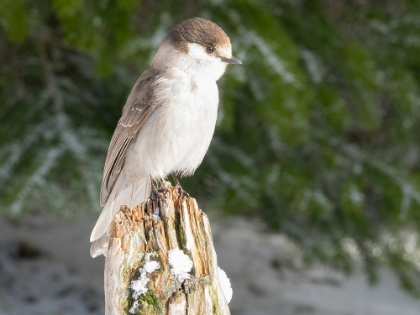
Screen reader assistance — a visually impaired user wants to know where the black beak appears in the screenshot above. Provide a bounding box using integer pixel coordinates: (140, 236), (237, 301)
(221, 56), (242, 65)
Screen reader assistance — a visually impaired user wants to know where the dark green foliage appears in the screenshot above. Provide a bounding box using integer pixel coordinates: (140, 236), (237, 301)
(1, 0), (420, 294)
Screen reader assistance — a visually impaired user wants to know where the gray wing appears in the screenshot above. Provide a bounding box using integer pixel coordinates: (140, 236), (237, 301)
(100, 68), (160, 206)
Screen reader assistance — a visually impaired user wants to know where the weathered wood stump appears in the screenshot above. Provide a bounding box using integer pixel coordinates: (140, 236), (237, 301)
(104, 182), (232, 315)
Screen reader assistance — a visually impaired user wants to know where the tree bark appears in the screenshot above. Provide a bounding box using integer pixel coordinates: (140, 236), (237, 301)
(103, 182), (232, 315)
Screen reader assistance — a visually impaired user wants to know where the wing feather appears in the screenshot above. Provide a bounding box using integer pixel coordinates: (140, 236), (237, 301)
(100, 68), (160, 206)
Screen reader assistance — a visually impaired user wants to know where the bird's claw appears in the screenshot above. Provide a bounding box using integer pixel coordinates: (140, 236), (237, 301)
(151, 183), (169, 206)
(174, 181), (190, 200)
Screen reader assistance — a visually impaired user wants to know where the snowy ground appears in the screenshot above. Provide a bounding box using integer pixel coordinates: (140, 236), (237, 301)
(0, 209), (419, 315)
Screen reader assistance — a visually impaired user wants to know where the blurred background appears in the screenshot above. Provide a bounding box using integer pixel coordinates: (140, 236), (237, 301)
(1, 0), (420, 314)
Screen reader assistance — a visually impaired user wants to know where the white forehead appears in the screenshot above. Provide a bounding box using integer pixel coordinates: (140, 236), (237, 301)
(218, 45), (232, 58)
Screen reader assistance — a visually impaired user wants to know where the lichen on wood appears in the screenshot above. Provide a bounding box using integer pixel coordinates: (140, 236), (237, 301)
(103, 182), (231, 315)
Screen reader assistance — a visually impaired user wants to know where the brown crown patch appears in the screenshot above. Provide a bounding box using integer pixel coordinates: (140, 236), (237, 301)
(166, 17), (230, 53)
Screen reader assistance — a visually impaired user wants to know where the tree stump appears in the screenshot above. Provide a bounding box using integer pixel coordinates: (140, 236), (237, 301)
(104, 182), (232, 315)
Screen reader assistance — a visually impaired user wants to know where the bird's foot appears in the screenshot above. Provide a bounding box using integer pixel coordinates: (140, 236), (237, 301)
(175, 183), (190, 200)
(173, 176), (190, 200)
(151, 181), (169, 205)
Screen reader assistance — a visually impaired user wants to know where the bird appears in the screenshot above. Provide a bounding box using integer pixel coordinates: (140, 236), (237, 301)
(90, 17), (242, 258)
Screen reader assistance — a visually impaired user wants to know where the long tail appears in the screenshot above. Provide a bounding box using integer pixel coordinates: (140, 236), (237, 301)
(90, 173), (150, 257)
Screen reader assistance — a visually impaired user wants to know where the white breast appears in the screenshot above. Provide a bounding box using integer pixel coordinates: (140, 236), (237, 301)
(124, 69), (219, 181)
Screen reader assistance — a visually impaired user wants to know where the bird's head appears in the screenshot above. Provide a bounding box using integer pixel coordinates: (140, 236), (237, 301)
(152, 17), (241, 80)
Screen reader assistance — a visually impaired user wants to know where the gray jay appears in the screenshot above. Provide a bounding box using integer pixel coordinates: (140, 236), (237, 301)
(90, 17), (241, 257)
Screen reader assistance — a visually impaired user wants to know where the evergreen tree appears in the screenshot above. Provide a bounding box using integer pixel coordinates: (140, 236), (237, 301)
(1, 0), (419, 293)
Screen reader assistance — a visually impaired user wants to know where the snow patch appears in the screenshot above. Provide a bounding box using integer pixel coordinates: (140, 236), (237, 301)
(129, 253), (160, 314)
(153, 207), (161, 220)
(218, 267), (233, 303)
(130, 300), (139, 313)
(168, 248), (193, 283)
(143, 259), (160, 273)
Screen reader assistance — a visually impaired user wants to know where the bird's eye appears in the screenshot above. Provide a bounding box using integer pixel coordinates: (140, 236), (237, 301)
(206, 46), (215, 54)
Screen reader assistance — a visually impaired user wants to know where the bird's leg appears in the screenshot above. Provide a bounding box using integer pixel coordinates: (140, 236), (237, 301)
(172, 174), (190, 199)
(150, 178), (168, 205)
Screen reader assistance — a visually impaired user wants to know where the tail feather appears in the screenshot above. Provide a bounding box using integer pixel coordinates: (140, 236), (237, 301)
(131, 176), (151, 209)
(90, 234), (109, 258)
(90, 173), (150, 257)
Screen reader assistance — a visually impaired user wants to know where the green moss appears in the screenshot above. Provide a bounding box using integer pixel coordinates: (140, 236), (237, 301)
(126, 290), (166, 315)
(140, 293), (156, 305)
(126, 254), (165, 314)
(141, 293), (165, 314)
(173, 212), (188, 249)
(177, 225), (187, 249)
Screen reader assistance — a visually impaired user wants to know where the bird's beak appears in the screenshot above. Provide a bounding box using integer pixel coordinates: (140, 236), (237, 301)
(221, 56), (242, 65)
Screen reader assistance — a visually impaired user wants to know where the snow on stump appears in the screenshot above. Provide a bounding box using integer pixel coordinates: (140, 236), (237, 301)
(104, 182), (232, 315)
